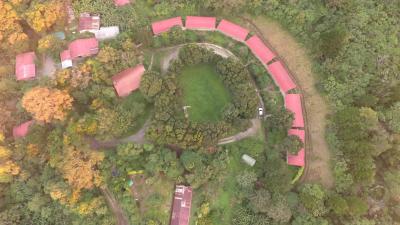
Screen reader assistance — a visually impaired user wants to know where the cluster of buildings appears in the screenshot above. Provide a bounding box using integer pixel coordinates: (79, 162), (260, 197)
(13, 1), (144, 139)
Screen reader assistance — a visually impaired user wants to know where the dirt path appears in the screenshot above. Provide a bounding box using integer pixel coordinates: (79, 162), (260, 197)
(249, 17), (334, 188)
(101, 187), (130, 225)
(218, 119), (261, 145)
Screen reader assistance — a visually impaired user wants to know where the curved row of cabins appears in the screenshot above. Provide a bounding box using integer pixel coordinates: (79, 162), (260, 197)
(13, 15), (305, 225)
(152, 16), (306, 225)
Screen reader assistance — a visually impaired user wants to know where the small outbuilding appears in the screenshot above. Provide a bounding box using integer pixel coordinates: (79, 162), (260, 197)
(15, 52), (36, 81)
(13, 120), (34, 139)
(284, 94), (304, 128)
(217, 19), (249, 42)
(68, 38), (99, 59)
(114, 0), (130, 6)
(246, 35), (276, 64)
(185, 16), (216, 30)
(112, 65), (145, 97)
(242, 154), (256, 167)
(267, 61), (296, 94)
(151, 17), (183, 35)
(91, 26), (120, 40)
(78, 13), (100, 32)
(170, 185), (193, 225)
(60, 50), (73, 69)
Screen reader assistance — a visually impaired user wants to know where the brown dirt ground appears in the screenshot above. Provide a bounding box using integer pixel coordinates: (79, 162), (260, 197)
(250, 16), (334, 188)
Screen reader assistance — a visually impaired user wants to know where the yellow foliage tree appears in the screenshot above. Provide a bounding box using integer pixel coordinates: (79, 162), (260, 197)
(22, 87), (73, 123)
(0, 136), (20, 183)
(0, 1), (29, 56)
(61, 147), (104, 193)
(24, 1), (66, 33)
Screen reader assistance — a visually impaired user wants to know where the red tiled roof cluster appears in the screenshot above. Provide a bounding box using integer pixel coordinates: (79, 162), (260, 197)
(114, 0), (130, 6)
(267, 61), (296, 94)
(246, 35), (276, 64)
(217, 19), (249, 41)
(287, 129), (305, 166)
(15, 52), (36, 81)
(151, 17), (183, 35)
(78, 13), (100, 32)
(13, 120), (34, 139)
(285, 94), (304, 128)
(185, 16), (216, 30)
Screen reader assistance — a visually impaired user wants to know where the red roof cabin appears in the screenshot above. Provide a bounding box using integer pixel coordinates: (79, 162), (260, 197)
(112, 65), (145, 97)
(114, 0), (130, 6)
(78, 13), (100, 32)
(152, 17), (183, 35)
(13, 120), (34, 139)
(60, 50), (73, 69)
(15, 52), (36, 81)
(285, 94), (304, 128)
(185, 16), (216, 30)
(246, 35), (276, 64)
(287, 129), (306, 166)
(217, 19), (249, 42)
(170, 185), (193, 225)
(68, 38), (99, 59)
(267, 61), (296, 94)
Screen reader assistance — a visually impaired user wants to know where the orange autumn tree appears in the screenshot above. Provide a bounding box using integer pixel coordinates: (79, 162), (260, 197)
(24, 0), (66, 33)
(22, 87), (73, 123)
(61, 146), (104, 193)
(0, 1), (29, 57)
(0, 133), (20, 183)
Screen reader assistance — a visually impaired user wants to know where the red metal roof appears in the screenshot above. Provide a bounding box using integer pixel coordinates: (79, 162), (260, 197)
(68, 38), (99, 59)
(185, 16), (216, 30)
(152, 17), (183, 35)
(78, 13), (100, 32)
(287, 148), (305, 167)
(13, 120), (34, 138)
(246, 35), (276, 64)
(217, 19), (249, 41)
(15, 52), (36, 81)
(114, 0), (130, 6)
(285, 94), (304, 128)
(267, 61), (296, 94)
(60, 50), (71, 61)
(170, 185), (192, 225)
(112, 65), (145, 97)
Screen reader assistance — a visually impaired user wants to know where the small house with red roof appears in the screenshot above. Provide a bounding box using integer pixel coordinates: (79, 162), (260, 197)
(68, 38), (99, 59)
(152, 17), (183, 35)
(267, 61), (296, 94)
(13, 120), (34, 139)
(170, 185), (193, 225)
(15, 52), (36, 81)
(60, 50), (73, 69)
(217, 19), (249, 42)
(246, 35), (276, 64)
(287, 129), (305, 166)
(112, 65), (145, 97)
(78, 13), (100, 32)
(114, 0), (130, 6)
(185, 16), (216, 30)
(285, 94), (304, 128)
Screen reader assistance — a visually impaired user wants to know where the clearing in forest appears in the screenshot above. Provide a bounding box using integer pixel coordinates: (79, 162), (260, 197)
(251, 16), (334, 188)
(178, 64), (232, 122)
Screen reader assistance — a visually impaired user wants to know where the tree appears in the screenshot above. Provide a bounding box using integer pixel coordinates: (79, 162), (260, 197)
(249, 188), (271, 213)
(24, 0), (66, 33)
(281, 135), (303, 154)
(299, 184), (327, 217)
(327, 194), (349, 215)
(140, 71), (163, 99)
(266, 194), (292, 223)
(37, 34), (65, 57)
(22, 87), (73, 123)
(383, 102), (400, 133)
(383, 170), (400, 202)
(345, 196), (368, 217)
(291, 213), (329, 225)
(236, 171), (257, 191)
(0, 137), (20, 183)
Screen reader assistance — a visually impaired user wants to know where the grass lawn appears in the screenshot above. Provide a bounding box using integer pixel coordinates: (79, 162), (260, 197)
(178, 64), (232, 122)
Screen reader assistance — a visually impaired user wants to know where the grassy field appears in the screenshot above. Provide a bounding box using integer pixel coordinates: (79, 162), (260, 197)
(178, 64), (232, 122)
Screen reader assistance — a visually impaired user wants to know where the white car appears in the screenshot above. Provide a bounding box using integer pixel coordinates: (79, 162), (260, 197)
(258, 107), (264, 116)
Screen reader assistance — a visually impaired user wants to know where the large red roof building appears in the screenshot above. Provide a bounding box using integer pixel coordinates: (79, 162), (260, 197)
(68, 38), (99, 59)
(217, 19), (249, 42)
(112, 65), (145, 97)
(185, 16), (216, 30)
(246, 35), (276, 64)
(15, 52), (36, 81)
(285, 94), (304, 128)
(267, 61), (297, 94)
(170, 185), (193, 225)
(13, 120), (34, 139)
(152, 17), (183, 35)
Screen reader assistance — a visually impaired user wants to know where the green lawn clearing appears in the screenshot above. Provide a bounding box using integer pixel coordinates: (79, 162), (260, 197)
(178, 64), (232, 122)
